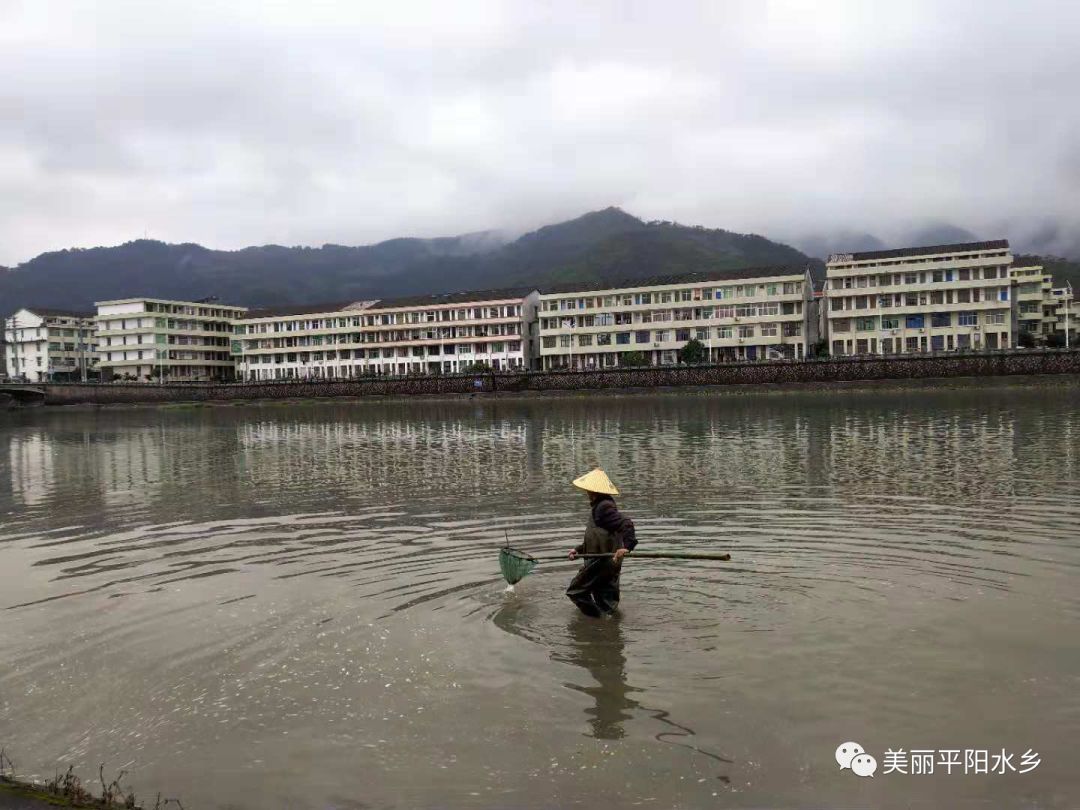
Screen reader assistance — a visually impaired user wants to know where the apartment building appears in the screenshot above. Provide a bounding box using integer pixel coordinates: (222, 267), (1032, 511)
(1050, 284), (1074, 345)
(1009, 261), (1055, 342)
(234, 289), (538, 380)
(95, 297), (247, 381)
(2, 307), (97, 382)
(537, 268), (813, 370)
(825, 240), (1013, 355)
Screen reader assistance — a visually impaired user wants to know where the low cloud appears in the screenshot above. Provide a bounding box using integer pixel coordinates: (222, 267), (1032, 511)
(1, 0), (1078, 265)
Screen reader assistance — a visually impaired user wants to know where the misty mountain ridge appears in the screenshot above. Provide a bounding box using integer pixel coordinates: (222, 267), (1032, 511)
(2, 208), (1077, 315)
(0, 208), (818, 313)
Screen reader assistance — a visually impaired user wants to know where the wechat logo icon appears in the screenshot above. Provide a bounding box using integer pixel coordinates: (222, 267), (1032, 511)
(836, 741), (877, 778)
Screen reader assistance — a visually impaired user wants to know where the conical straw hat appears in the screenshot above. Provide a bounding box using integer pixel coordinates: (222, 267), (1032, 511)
(572, 468), (619, 495)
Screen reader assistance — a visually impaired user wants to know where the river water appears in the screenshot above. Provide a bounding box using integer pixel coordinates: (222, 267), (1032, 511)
(1, 382), (1078, 809)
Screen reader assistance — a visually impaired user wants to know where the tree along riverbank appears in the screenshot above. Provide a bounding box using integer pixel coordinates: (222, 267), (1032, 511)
(3, 348), (1080, 407)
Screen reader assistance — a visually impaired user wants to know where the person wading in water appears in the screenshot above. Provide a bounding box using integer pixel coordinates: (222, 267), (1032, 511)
(566, 468), (637, 617)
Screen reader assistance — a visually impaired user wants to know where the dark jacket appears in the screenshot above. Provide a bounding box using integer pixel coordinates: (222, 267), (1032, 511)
(575, 495), (637, 554)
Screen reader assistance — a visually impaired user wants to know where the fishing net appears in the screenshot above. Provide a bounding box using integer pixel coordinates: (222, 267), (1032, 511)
(499, 547), (538, 584)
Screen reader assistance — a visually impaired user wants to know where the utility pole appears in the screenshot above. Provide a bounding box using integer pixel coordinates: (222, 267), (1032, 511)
(1067, 282), (1073, 349)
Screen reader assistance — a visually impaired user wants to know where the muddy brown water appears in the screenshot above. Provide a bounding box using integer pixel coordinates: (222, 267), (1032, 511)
(1, 383), (1078, 809)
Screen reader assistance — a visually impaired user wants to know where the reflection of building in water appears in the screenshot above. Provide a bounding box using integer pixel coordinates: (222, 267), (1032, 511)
(9, 432), (56, 507)
(98, 428), (166, 509)
(535, 401), (811, 499)
(821, 406), (1019, 499)
(236, 418), (531, 498)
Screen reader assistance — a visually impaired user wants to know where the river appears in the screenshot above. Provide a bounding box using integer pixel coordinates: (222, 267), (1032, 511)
(1, 381), (1078, 809)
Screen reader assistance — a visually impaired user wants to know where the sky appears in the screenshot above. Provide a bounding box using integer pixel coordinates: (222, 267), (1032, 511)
(2, 0), (1079, 266)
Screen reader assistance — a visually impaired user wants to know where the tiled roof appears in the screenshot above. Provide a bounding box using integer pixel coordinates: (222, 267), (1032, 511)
(1010, 257), (1045, 268)
(24, 307), (95, 319)
(239, 300), (372, 319)
(837, 240), (1010, 262)
(541, 266), (808, 295)
(365, 288), (536, 310)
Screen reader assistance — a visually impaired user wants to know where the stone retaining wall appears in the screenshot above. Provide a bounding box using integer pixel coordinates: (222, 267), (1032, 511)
(21, 349), (1080, 406)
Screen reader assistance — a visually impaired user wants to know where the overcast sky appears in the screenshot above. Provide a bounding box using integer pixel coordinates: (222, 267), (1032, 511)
(2, 0), (1079, 266)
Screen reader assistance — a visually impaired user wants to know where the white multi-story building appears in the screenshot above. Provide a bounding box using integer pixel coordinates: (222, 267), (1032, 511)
(1009, 261), (1055, 343)
(825, 240), (1013, 355)
(95, 297), (247, 381)
(2, 307), (97, 382)
(537, 268), (813, 369)
(234, 300), (373, 381)
(1050, 284), (1074, 345)
(234, 289), (539, 380)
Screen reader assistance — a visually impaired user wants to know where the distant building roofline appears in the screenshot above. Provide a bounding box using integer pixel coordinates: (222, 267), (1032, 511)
(828, 240), (1010, 263)
(93, 296), (248, 309)
(14, 306), (96, 319)
(239, 300), (378, 320)
(539, 265), (809, 296)
(364, 288), (537, 311)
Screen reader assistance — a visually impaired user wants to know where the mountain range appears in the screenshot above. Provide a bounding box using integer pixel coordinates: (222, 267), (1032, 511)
(1, 208), (1076, 315)
(0, 209), (819, 314)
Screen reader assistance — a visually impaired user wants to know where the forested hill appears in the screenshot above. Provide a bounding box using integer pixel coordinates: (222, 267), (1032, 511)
(0, 208), (820, 313)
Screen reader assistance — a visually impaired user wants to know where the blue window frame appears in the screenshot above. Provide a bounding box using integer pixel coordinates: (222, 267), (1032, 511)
(932, 313), (952, 328)
(905, 315), (925, 329)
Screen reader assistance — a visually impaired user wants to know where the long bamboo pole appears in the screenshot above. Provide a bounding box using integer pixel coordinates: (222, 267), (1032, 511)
(531, 551), (731, 562)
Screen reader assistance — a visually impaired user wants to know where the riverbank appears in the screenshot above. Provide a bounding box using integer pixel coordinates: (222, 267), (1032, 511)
(3, 348), (1080, 409)
(0, 775), (147, 810)
(6, 367), (1080, 413)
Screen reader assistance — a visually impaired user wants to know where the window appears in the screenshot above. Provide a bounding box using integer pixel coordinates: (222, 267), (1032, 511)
(905, 315), (925, 329)
(737, 325), (755, 338)
(931, 313), (952, 328)
(635, 330), (650, 343)
(986, 311), (1005, 325)
(616, 333), (631, 345)
(783, 322), (801, 337)
(676, 329), (691, 341)
(717, 326), (733, 339)
(577, 334), (593, 347)
(959, 312), (978, 326)
(716, 306), (734, 319)
(833, 318), (851, 333)
(905, 337), (920, 351)
(856, 318), (876, 331)
(760, 324), (777, 337)
(597, 333), (612, 346)
(998, 288), (1009, 302)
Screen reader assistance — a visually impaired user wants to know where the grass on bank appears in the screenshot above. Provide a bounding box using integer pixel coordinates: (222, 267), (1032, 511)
(0, 748), (183, 810)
